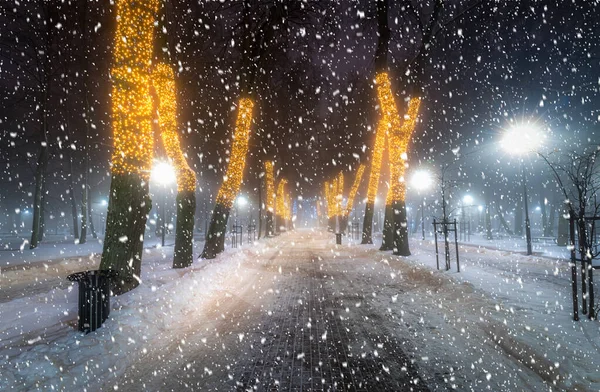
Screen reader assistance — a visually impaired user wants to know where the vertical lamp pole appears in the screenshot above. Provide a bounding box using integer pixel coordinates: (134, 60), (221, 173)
(411, 170), (432, 241)
(501, 123), (541, 256)
(521, 160), (533, 255)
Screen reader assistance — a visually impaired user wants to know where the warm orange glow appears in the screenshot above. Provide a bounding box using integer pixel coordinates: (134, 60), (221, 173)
(110, 0), (161, 179)
(276, 179), (288, 218)
(335, 171), (344, 216)
(345, 164), (365, 216)
(153, 63), (196, 192)
(215, 98), (255, 208)
(389, 97), (421, 201)
(265, 161), (275, 213)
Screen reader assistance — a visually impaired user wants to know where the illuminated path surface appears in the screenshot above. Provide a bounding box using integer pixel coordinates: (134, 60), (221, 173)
(115, 230), (428, 391)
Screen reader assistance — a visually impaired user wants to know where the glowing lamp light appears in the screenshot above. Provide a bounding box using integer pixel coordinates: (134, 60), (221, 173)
(411, 170), (432, 191)
(101, 200), (108, 206)
(501, 123), (543, 155)
(236, 196), (248, 207)
(478, 205), (484, 212)
(151, 161), (176, 186)
(463, 194), (474, 205)
(265, 161), (275, 213)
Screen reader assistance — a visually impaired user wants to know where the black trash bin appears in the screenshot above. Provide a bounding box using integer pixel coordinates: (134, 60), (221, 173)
(67, 270), (117, 333)
(336, 233), (342, 245)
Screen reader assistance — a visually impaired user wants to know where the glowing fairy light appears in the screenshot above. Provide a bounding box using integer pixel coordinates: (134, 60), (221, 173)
(215, 98), (255, 209)
(265, 161), (275, 213)
(110, 0), (160, 179)
(276, 178), (288, 218)
(389, 97), (421, 200)
(345, 164), (365, 216)
(153, 63), (195, 192)
(335, 171), (344, 217)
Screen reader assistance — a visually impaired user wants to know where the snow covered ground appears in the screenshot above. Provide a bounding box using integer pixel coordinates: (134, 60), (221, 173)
(0, 229), (598, 391)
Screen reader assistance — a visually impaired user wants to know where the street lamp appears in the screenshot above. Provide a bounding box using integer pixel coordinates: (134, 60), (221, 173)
(462, 194), (474, 239)
(235, 195), (248, 223)
(411, 170), (432, 240)
(501, 124), (542, 255)
(151, 161), (176, 247)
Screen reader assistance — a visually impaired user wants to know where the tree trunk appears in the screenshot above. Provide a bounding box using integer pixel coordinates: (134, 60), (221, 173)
(496, 206), (514, 235)
(485, 196), (493, 240)
(173, 190), (196, 268)
(39, 180), (47, 242)
(266, 211), (274, 237)
(392, 200), (411, 256)
(99, 172), (152, 295)
(514, 201), (523, 236)
(257, 178), (263, 240)
(201, 203), (230, 259)
(361, 201), (374, 244)
(30, 146), (48, 249)
(79, 184), (88, 244)
(557, 204), (569, 246)
(380, 204), (394, 250)
(88, 189), (98, 239)
(68, 157), (79, 239)
(547, 195), (557, 238)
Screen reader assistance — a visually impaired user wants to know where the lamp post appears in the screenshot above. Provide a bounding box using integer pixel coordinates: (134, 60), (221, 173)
(462, 194), (474, 240)
(151, 161), (176, 247)
(501, 124), (541, 256)
(411, 170), (432, 240)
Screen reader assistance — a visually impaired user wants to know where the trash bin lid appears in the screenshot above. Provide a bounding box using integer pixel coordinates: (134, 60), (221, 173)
(67, 270), (119, 282)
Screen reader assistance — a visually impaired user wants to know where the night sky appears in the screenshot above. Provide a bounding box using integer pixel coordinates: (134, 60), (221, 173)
(0, 0), (598, 224)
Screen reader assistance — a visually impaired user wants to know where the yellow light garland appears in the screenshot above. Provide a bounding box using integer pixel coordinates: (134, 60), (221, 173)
(283, 192), (292, 221)
(324, 181), (331, 219)
(335, 171), (344, 217)
(215, 97), (255, 208)
(110, 0), (160, 179)
(265, 161), (275, 213)
(276, 178), (288, 218)
(153, 63), (196, 192)
(389, 97), (421, 200)
(345, 164), (365, 216)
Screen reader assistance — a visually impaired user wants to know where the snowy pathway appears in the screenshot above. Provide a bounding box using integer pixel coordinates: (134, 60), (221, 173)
(2, 230), (599, 391)
(114, 231), (427, 391)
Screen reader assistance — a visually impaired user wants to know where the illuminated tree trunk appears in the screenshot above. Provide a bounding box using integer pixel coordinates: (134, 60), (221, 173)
(153, 63), (197, 268)
(274, 179), (287, 234)
(343, 164), (365, 234)
(265, 161), (275, 237)
(257, 177), (263, 240)
(202, 98), (254, 258)
(362, 0), (390, 245)
(99, 0), (160, 294)
(391, 97), (421, 257)
(201, 0), (260, 258)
